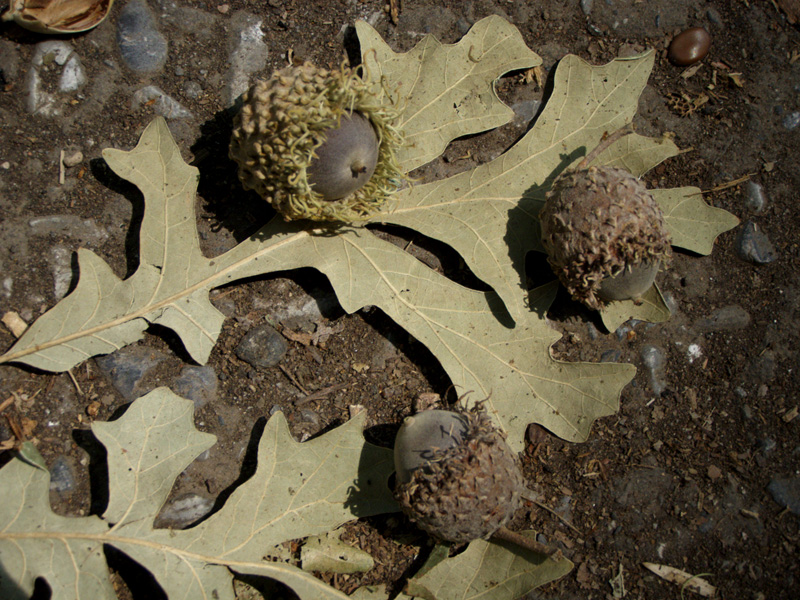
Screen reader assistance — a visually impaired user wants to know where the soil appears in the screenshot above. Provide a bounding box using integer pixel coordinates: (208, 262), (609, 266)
(1, 1), (799, 599)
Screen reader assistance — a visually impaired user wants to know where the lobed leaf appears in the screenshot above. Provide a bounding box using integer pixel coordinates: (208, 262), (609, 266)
(405, 536), (573, 600)
(357, 15), (542, 173)
(0, 388), (394, 600)
(375, 52), (670, 322)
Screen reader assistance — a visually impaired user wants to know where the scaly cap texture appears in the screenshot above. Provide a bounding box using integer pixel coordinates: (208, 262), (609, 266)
(395, 406), (523, 543)
(539, 166), (671, 310)
(229, 61), (406, 223)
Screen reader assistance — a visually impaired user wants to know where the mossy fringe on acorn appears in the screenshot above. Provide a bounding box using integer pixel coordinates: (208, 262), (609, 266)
(230, 61), (406, 223)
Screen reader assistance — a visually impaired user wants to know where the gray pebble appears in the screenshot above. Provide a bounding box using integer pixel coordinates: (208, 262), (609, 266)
(641, 344), (667, 395)
(49, 456), (77, 493)
(26, 41), (87, 116)
(117, 0), (168, 74)
(706, 8), (724, 27)
(96, 346), (167, 400)
(456, 18), (472, 36)
(132, 86), (192, 119)
(744, 181), (766, 212)
(225, 11), (267, 106)
(511, 100), (541, 126)
(600, 349), (622, 363)
(767, 476), (800, 515)
(183, 80), (203, 100)
(782, 111), (800, 131)
(580, 0), (593, 16)
(156, 493), (213, 528)
(760, 438), (777, 453)
(173, 365), (218, 410)
(695, 304), (751, 332)
(736, 221), (777, 264)
(235, 324), (288, 368)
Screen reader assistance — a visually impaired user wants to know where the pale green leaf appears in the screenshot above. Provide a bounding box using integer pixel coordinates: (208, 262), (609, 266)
(301, 532), (375, 573)
(92, 388), (216, 525)
(0, 388), (395, 600)
(653, 187), (740, 255)
(405, 535), (573, 600)
(220, 221), (634, 446)
(600, 284), (671, 332)
(0, 117), (225, 371)
(375, 52), (664, 321)
(358, 15), (542, 172)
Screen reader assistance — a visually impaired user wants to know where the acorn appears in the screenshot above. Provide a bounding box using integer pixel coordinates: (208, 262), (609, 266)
(538, 126), (671, 310)
(393, 407), (523, 544)
(229, 61), (405, 223)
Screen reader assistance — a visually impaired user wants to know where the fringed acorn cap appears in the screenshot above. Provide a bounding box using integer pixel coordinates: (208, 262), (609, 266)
(394, 406), (523, 544)
(539, 165), (671, 310)
(229, 61), (406, 223)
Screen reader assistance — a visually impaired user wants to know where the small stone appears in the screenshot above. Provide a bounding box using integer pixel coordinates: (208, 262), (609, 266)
(132, 86), (192, 119)
(736, 221), (777, 264)
(600, 349), (622, 363)
(235, 324), (288, 368)
(668, 27), (711, 66)
(157, 493), (213, 528)
(782, 112), (800, 131)
(760, 438), (777, 453)
(117, 0), (168, 74)
(62, 150), (83, 168)
(707, 465), (722, 480)
(173, 365), (218, 410)
(455, 18), (471, 35)
(183, 80), (203, 100)
(744, 181), (766, 212)
(26, 41), (86, 116)
(49, 455), (77, 494)
(580, 0), (593, 16)
(641, 344), (667, 395)
(767, 477), (800, 515)
(695, 305), (751, 332)
(706, 8), (724, 26)
(225, 12), (268, 106)
(511, 99), (540, 126)
(95, 346), (168, 400)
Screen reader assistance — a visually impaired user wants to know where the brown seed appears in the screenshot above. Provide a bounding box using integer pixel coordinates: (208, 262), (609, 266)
(668, 27), (711, 66)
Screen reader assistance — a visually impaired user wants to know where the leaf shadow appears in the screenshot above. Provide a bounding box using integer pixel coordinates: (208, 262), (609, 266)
(72, 427), (110, 517)
(190, 107), (276, 244)
(89, 157), (145, 279)
(505, 147), (586, 306)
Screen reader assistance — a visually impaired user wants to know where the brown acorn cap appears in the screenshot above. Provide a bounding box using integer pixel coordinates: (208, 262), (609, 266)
(539, 165), (671, 310)
(394, 407), (523, 544)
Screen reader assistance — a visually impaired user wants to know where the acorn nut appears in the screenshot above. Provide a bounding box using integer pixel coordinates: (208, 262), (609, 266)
(668, 27), (711, 66)
(393, 408), (523, 544)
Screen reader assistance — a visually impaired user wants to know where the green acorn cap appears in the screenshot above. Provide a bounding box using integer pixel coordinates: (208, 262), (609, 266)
(229, 61), (406, 223)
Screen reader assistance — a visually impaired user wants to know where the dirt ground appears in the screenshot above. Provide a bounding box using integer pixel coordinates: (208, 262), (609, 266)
(1, 0), (799, 599)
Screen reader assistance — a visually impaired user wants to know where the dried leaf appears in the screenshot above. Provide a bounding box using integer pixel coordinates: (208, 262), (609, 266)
(0, 388), (395, 599)
(301, 532), (375, 574)
(643, 562), (716, 597)
(357, 16), (542, 172)
(404, 535), (573, 600)
(600, 285), (671, 332)
(2, 0), (114, 34)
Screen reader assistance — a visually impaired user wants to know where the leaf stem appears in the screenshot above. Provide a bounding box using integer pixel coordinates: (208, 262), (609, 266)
(576, 123), (636, 171)
(491, 526), (564, 559)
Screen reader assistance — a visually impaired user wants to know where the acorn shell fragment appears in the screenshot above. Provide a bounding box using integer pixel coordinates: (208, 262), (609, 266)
(539, 166), (671, 310)
(2, 0), (114, 34)
(394, 408), (523, 544)
(229, 61), (406, 223)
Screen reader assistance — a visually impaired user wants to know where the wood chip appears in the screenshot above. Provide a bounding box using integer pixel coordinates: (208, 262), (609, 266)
(2, 310), (28, 338)
(782, 406), (798, 422)
(643, 563), (716, 597)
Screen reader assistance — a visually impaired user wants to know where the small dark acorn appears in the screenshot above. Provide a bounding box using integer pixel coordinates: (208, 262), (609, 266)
(668, 27), (711, 66)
